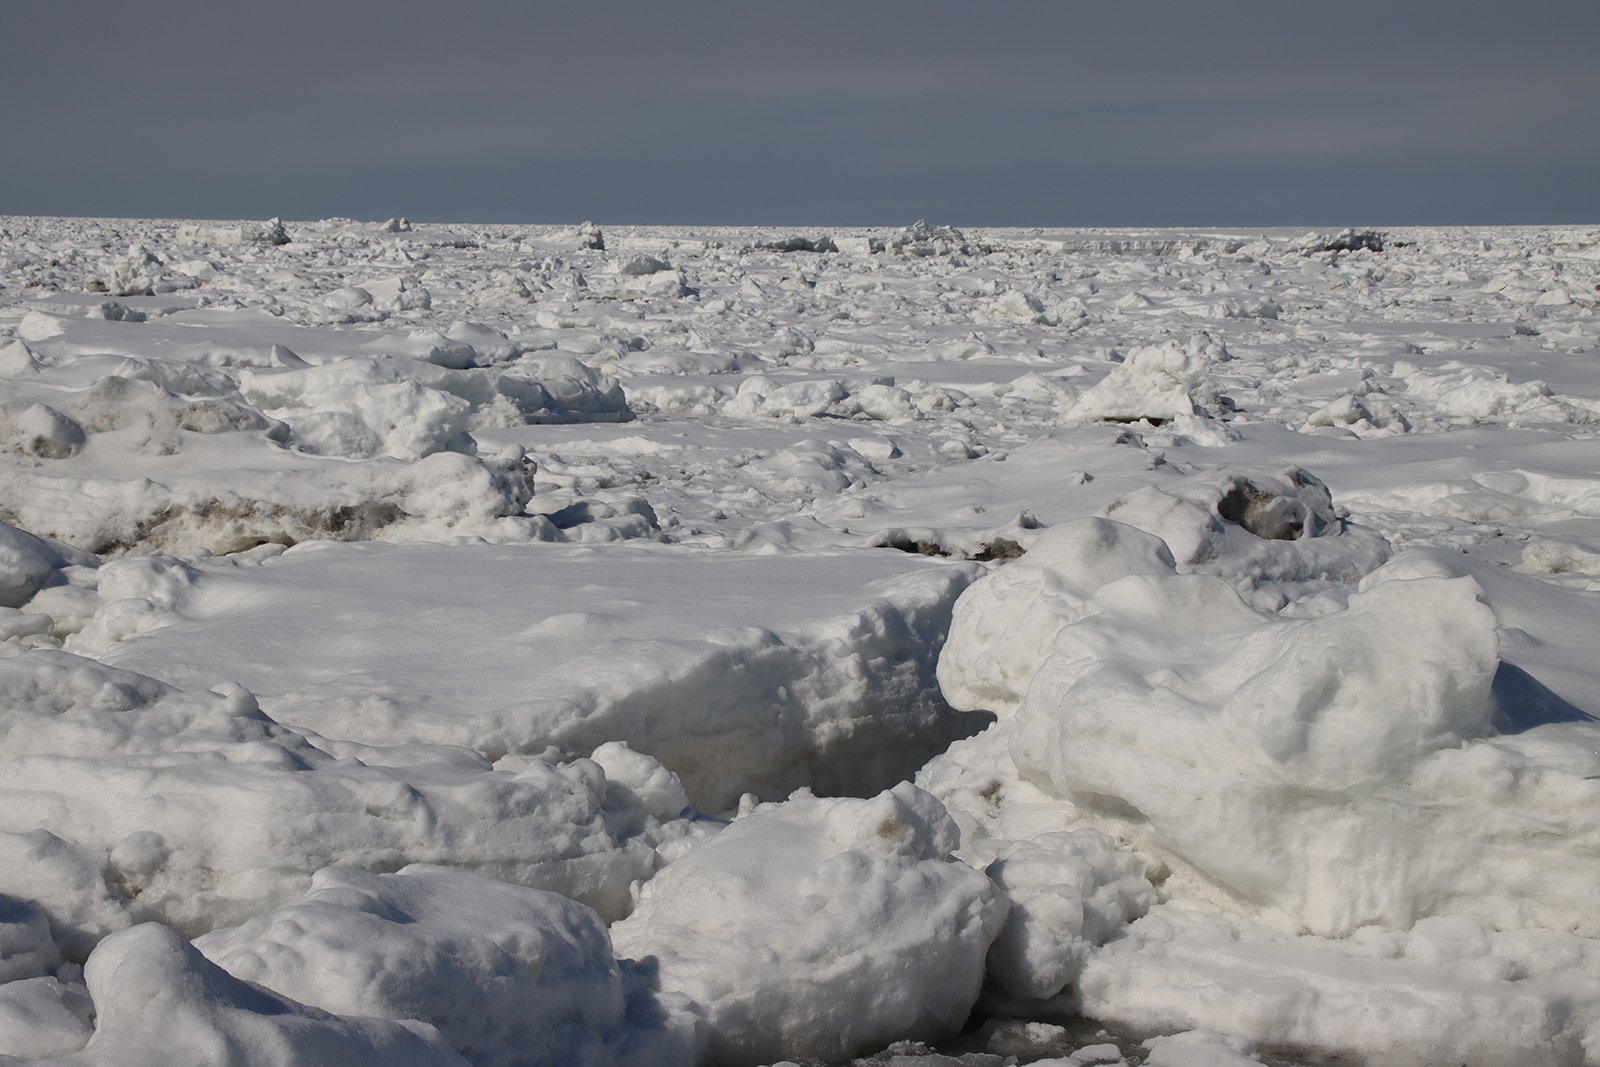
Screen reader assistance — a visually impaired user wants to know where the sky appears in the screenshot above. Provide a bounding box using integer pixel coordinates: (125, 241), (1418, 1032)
(3, 0), (1597, 227)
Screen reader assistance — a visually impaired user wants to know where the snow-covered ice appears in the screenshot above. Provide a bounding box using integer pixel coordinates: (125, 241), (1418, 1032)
(1, 216), (1599, 1066)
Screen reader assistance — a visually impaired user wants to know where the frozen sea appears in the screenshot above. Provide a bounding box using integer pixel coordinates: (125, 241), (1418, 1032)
(0, 215), (1597, 1066)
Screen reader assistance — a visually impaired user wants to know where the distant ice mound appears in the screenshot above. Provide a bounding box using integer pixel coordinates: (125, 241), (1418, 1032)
(888, 221), (969, 257)
(1064, 337), (1226, 425)
(175, 217), (291, 246)
(240, 354), (632, 462)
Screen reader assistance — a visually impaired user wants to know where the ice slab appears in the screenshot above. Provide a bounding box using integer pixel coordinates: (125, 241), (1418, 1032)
(82, 540), (987, 810)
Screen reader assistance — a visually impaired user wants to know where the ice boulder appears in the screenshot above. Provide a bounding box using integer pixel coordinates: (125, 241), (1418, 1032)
(616, 253), (671, 276)
(0, 521), (94, 609)
(197, 865), (699, 1067)
(1303, 393), (1410, 436)
(0, 400), (86, 459)
(360, 274), (431, 313)
(0, 339), (43, 377)
(609, 782), (1007, 1066)
(522, 356), (632, 423)
(590, 741), (691, 821)
(446, 321), (518, 363)
(1006, 554), (1546, 935)
(0, 894), (62, 982)
(0, 651), (678, 938)
(979, 829), (1159, 1000)
(1065, 341), (1221, 424)
(938, 517), (1177, 718)
(723, 376), (847, 419)
(239, 358), (477, 460)
(56, 922), (466, 1066)
(0, 974), (96, 1059)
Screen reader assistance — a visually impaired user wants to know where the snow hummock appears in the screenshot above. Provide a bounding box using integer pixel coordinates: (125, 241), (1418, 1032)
(610, 783), (1006, 1066)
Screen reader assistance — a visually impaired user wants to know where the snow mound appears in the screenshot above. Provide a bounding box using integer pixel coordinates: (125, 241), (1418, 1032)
(938, 470), (1390, 720)
(938, 517), (1179, 718)
(0, 973), (95, 1059)
(175, 218), (290, 246)
(0, 650), (693, 938)
(610, 782), (1006, 1067)
(0, 340), (43, 377)
(0, 521), (95, 608)
(0, 450), (541, 556)
(64, 922), (464, 1066)
(936, 516), (1600, 940)
(0, 401), (87, 460)
(197, 864), (698, 1067)
(1009, 562), (1504, 934)
(1396, 361), (1595, 425)
(1065, 341), (1222, 424)
(1303, 393), (1410, 436)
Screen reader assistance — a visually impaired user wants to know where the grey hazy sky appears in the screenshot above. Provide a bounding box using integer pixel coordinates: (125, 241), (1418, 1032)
(4, 1), (1596, 226)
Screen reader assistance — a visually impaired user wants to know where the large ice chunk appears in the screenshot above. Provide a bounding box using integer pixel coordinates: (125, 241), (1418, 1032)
(59, 922), (466, 1066)
(1065, 341), (1221, 424)
(0, 650), (685, 940)
(938, 517), (1176, 718)
(610, 783), (1007, 1066)
(197, 864), (698, 1067)
(947, 517), (1598, 938)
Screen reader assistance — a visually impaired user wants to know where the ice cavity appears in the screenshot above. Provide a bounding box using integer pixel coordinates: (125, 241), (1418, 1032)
(609, 783), (1006, 1067)
(936, 514), (1600, 944)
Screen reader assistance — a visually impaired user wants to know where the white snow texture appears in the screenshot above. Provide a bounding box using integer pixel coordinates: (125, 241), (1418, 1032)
(1, 216), (1599, 1067)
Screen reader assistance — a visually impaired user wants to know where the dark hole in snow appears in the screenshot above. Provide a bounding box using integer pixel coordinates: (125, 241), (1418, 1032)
(879, 536), (1026, 562)
(757, 236), (840, 254)
(880, 536), (950, 558)
(971, 538), (1025, 562)
(1098, 415), (1169, 427)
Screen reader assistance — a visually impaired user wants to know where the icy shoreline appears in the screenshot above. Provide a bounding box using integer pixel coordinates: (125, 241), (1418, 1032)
(1, 215), (1598, 1066)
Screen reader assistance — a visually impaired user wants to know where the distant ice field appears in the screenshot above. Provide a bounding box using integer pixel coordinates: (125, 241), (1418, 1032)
(0, 216), (1598, 1067)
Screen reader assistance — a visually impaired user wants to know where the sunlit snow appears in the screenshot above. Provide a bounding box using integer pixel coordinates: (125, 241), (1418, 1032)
(1, 215), (1598, 1067)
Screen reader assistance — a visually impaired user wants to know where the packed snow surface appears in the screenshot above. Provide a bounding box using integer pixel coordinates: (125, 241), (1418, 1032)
(1, 216), (1599, 1066)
